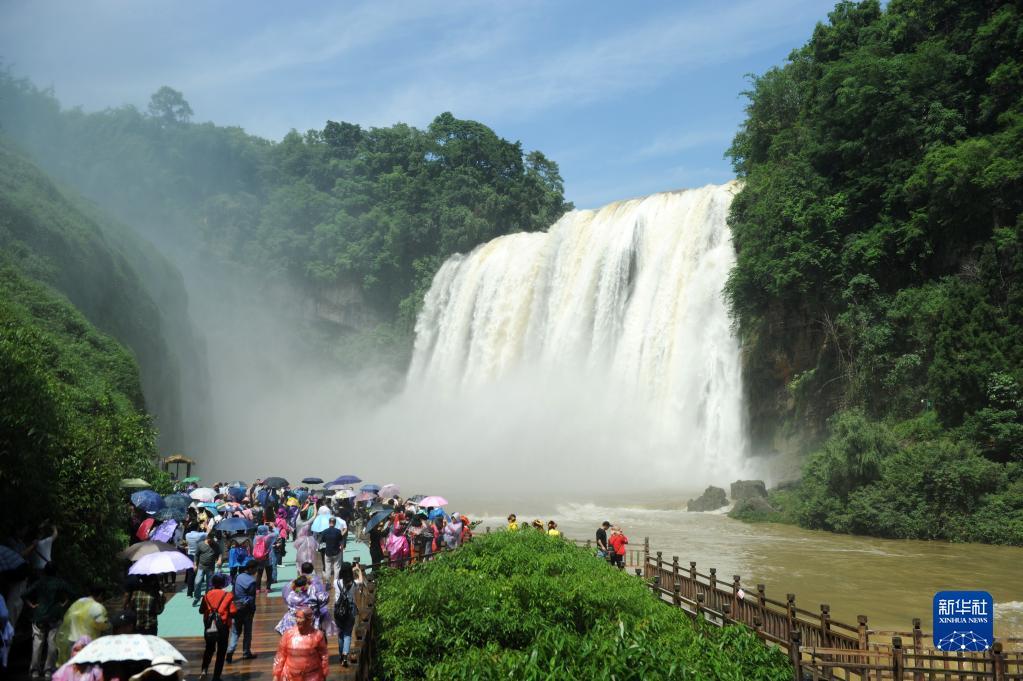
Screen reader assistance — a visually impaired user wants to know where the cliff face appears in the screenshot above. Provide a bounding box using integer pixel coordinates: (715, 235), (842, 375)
(0, 139), (209, 453)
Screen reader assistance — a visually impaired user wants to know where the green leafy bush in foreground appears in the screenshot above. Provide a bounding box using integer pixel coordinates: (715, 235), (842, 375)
(375, 531), (789, 680)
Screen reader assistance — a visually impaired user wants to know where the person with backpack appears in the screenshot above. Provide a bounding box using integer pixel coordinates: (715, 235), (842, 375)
(252, 526), (274, 594)
(332, 562), (364, 668)
(199, 573), (237, 681)
(225, 559), (257, 664)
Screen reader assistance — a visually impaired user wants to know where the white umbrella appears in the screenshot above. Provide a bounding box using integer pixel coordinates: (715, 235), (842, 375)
(189, 487), (216, 502)
(69, 635), (186, 665)
(378, 483), (400, 498)
(129, 551), (194, 575)
(333, 489), (355, 499)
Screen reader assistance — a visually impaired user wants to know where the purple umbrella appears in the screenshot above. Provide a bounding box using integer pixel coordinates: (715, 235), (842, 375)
(129, 550), (193, 574)
(149, 519), (177, 543)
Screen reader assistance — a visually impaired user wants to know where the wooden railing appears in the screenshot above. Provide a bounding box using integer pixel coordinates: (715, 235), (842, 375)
(565, 534), (1023, 680)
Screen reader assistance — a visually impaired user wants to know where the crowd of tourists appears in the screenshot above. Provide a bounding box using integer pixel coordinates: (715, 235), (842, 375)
(1, 477), (629, 681)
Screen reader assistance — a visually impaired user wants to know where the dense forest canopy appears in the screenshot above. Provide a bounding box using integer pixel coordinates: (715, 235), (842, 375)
(727, 0), (1023, 542)
(0, 74), (572, 349)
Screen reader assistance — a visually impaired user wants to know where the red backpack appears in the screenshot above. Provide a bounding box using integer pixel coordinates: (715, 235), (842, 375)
(253, 535), (271, 560)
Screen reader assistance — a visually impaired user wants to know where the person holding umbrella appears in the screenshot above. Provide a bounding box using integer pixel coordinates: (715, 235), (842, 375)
(192, 534), (223, 608)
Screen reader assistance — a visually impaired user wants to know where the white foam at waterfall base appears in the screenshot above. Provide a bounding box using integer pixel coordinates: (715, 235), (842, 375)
(386, 182), (756, 495)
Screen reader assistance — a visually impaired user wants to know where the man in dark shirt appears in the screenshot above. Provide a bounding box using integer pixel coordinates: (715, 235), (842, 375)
(226, 560), (258, 663)
(23, 563), (72, 679)
(320, 518), (345, 585)
(596, 521), (611, 560)
(192, 533), (222, 607)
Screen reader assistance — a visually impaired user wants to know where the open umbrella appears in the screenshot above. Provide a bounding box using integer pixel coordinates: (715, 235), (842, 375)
(150, 520), (178, 543)
(189, 487), (216, 502)
(333, 489), (355, 499)
(155, 508), (186, 522)
(408, 494), (426, 503)
(330, 475), (361, 486)
(359, 484), (381, 493)
(70, 635), (186, 665)
(182, 476), (201, 484)
(301, 477), (323, 485)
(119, 541), (177, 562)
(378, 484), (400, 499)
(263, 477), (288, 489)
(419, 495), (448, 507)
(310, 513), (335, 533)
(120, 478), (151, 489)
(129, 550), (194, 575)
(215, 517), (254, 533)
(227, 486), (247, 502)
(227, 480), (246, 488)
(366, 510), (393, 533)
(428, 508), (449, 521)
(0, 545), (27, 573)
(130, 490), (165, 514)
(162, 494), (192, 509)
(355, 491), (377, 503)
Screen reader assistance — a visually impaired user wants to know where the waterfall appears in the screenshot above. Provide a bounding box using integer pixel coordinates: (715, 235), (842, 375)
(407, 182), (747, 487)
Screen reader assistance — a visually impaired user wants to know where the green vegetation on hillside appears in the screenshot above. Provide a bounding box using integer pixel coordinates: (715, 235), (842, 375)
(0, 138), (206, 452)
(726, 0), (1023, 543)
(0, 267), (168, 588)
(375, 532), (789, 680)
(0, 74), (571, 362)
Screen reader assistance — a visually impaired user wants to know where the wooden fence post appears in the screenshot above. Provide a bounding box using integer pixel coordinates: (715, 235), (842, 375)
(672, 556), (679, 588)
(689, 561), (697, 600)
(696, 592), (705, 621)
(892, 636), (905, 681)
(656, 551), (663, 574)
(820, 604), (831, 647)
(991, 641), (1005, 681)
(643, 536), (649, 566)
(786, 594), (796, 644)
(911, 618), (924, 681)
(857, 615), (869, 650)
(758, 585), (767, 636)
(732, 575), (741, 623)
(673, 582), (681, 608)
(789, 630), (803, 681)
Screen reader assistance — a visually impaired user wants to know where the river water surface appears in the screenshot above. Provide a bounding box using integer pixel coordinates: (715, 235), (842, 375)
(455, 495), (1023, 640)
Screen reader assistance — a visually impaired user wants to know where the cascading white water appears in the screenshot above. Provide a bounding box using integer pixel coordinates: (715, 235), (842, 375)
(408, 182), (747, 486)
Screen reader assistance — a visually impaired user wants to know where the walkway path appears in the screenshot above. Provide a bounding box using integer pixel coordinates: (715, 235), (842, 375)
(159, 540), (370, 680)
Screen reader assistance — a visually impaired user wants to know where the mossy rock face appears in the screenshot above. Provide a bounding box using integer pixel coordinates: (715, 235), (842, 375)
(687, 485), (728, 512)
(730, 479), (767, 501)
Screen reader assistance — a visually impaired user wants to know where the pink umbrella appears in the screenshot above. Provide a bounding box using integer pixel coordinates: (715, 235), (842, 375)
(355, 491), (377, 502)
(418, 495), (448, 507)
(129, 550), (194, 574)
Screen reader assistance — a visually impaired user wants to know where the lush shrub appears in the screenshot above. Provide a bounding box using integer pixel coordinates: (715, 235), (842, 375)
(0, 268), (163, 588)
(375, 531), (790, 680)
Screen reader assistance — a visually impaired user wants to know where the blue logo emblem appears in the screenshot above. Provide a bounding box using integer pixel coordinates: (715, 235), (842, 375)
(933, 591), (993, 651)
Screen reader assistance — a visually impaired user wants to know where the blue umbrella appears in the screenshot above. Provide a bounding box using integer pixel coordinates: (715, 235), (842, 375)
(359, 484), (381, 493)
(428, 508), (449, 521)
(131, 490), (165, 514)
(0, 546), (27, 573)
(163, 494), (191, 509)
(330, 475), (361, 486)
(294, 490), (309, 503)
(215, 517), (254, 533)
(365, 510), (393, 533)
(228, 486), (247, 502)
(155, 508), (186, 522)
(311, 513), (335, 533)
(301, 477), (323, 485)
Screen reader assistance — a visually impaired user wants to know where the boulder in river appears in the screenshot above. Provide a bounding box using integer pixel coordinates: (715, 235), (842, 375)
(686, 486), (728, 512)
(729, 495), (777, 519)
(729, 479), (767, 501)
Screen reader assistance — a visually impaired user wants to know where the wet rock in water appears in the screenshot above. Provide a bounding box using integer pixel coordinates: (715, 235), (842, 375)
(686, 486), (728, 512)
(730, 496), (776, 517)
(729, 479), (767, 501)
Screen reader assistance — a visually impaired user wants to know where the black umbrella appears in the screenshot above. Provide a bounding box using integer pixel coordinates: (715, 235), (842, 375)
(366, 509), (393, 533)
(163, 494), (192, 509)
(155, 508), (186, 522)
(216, 517), (254, 533)
(263, 477), (288, 489)
(301, 477), (323, 485)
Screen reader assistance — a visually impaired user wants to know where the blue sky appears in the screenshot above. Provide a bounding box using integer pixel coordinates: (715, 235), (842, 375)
(0, 0), (832, 209)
